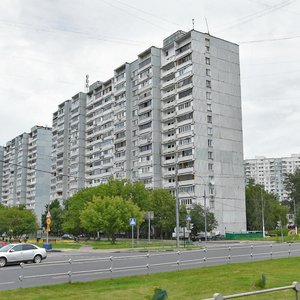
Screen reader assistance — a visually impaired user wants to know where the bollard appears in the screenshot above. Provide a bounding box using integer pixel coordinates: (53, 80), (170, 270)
(228, 246), (231, 264)
(147, 252), (150, 275)
(19, 262), (24, 288)
(270, 244), (273, 260)
(110, 256), (113, 279)
(177, 251), (181, 271)
(68, 259), (72, 283)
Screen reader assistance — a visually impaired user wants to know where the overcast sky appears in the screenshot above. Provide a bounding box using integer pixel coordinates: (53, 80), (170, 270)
(0, 0), (299, 159)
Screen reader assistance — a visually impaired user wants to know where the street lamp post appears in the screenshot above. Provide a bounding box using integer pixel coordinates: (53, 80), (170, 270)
(293, 198), (298, 235)
(204, 187), (208, 242)
(175, 156), (180, 248)
(261, 188), (265, 238)
(199, 178), (214, 243)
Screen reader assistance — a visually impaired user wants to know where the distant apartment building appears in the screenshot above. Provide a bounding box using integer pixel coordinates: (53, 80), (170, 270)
(0, 146), (3, 199)
(50, 29), (246, 233)
(50, 92), (86, 202)
(245, 154), (300, 201)
(0, 126), (52, 223)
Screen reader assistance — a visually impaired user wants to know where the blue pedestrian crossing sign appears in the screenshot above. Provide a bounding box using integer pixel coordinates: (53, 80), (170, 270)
(129, 218), (137, 226)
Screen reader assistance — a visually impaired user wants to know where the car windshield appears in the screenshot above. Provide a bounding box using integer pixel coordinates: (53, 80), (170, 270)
(0, 244), (14, 252)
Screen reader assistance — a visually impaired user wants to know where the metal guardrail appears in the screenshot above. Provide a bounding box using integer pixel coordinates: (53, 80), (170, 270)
(15, 243), (300, 292)
(204, 281), (300, 299)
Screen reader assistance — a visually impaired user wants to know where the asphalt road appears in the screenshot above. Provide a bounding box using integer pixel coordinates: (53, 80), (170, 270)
(0, 242), (299, 291)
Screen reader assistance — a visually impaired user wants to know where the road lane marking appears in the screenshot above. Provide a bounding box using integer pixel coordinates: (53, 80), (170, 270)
(0, 281), (15, 285)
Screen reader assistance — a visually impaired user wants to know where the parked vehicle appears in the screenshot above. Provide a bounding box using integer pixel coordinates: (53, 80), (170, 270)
(0, 241), (7, 248)
(61, 234), (75, 240)
(0, 243), (47, 267)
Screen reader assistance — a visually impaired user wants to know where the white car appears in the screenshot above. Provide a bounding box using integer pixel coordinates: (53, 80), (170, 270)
(0, 243), (47, 267)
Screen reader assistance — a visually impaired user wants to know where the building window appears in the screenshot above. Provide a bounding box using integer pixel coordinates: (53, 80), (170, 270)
(208, 151), (213, 159)
(139, 144), (152, 152)
(178, 101), (191, 110)
(208, 139), (213, 147)
(139, 57), (151, 69)
(205, 57), (210, 65)
(206, 69), (211, 76)
(206, 80), (211, 88)
(208, 127), (213, 135)
(178, 88), (192, 99)
(178, 124), (192, 133)
(177, 77), (192, 88)
(176, 43), (191, 55)
(208, 163), (213, 171)
(177, 54), (192, 66)
(206, 91), (212, 100)
(207, 103), (212, 112)
(207, 115), (212, 123)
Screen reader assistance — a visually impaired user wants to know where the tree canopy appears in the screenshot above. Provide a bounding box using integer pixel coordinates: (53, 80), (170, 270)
(189, 204), (218, 235)
(41, 200), (64, 235)
(246, 181), (288, 231)
(0, 206), (38, 238)
(63, 178), (151, 235)
(149, 188), (176, 239)
(80, 195), (144, 243)
(284, 169), (300, 225)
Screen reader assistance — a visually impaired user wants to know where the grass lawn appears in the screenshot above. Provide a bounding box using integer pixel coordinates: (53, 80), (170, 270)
(0, 257), (299, 299)
(83, 240), (181, 250)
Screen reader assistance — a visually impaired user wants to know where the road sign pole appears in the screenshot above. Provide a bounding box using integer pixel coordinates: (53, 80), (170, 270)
(132, 226), (134, 248)
(148, 217), (150, 243)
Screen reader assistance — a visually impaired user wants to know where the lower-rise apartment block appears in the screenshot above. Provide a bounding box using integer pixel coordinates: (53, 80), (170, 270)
(245, 154), (300, 201)
(0, 126), (52, 223)
(49, 29), (246, 234)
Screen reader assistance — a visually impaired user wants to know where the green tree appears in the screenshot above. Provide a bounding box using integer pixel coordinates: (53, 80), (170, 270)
(80, 196), (144, 243)
(246, 181), (288, 231)
(0, 207), (37, 239)
(189, 204), (218, 236)
(63, 179), (151, 235)
(41, 200), (64, 235)
(149, 189), (176, 239)
(285, 169), (300, 223)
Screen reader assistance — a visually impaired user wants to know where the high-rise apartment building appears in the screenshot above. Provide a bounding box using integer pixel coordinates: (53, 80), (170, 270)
(245, 154), (300, 201)
(0, 126), (52, 222)
(50, 92), (86, 202)
(0, 146), (4, 200)
(50, 30), (246, 233)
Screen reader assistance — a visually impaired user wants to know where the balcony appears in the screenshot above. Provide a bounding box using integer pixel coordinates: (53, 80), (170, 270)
(162, 135), (176, 144)
(138, 105), (152, 115)
(161, 112), (176, 122)
(164, 181), (176, 189)
(176, 105), (193, 117)
(162, 147), (175, 155)
(161, 89), (176, 100)
(161, 78), (175, 89)
(163, 157), (175, 165)
(178, 155), (194, 163)
(175, 48), (192, 61)
(162, 170), (175, 178)
(178, 167), (194, 175)
(161, 99), (176, 111)
(162, 123), (176, 133)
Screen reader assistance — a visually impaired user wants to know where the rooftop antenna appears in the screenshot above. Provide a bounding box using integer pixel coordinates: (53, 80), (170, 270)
(192, 18), (195, 30)
(205, 17), (210, 35)
(85, 74), (89, 92)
